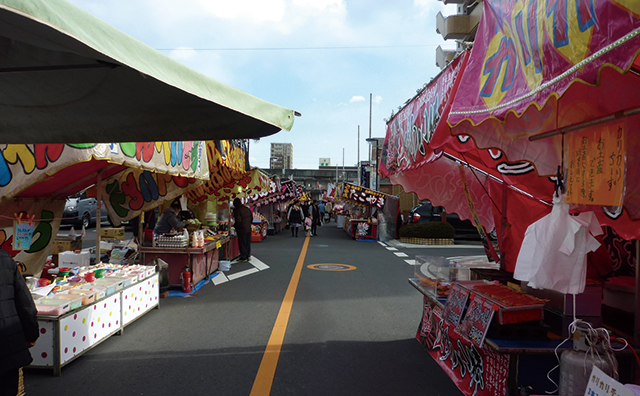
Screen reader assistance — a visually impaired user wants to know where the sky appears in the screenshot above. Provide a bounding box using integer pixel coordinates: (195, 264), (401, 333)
(67, 0), (457, 169)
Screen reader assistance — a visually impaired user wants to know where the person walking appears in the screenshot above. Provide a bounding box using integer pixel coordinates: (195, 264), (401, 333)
(318, 201), (326, 223)
(0, 250), (39, 396)
(287, 201), (304, 237)
(325, 201), (333, 223)
(233, 198), (253, 262)
(311, 200), (321, 236)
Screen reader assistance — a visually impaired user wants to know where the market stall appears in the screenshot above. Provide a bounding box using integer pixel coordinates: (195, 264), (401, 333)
(0, 142), (209, 277)
(380, 0), (640, 393)
(335, 183), (398, 241)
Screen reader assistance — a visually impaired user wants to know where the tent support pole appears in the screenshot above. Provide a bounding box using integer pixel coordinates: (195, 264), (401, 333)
(96, 172), (102, 257)
(636, 239), (639, 343)
(529, 106), (640, 141)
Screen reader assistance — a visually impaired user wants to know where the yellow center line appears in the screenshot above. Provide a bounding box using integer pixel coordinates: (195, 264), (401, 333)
(250, 235), (310, 396)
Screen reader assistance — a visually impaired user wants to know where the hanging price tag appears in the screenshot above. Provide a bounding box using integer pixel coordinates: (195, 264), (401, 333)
(215, 241), (222, 249)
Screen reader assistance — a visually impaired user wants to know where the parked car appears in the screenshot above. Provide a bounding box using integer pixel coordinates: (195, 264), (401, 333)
(407, 201), (496, 240)
(62, 191), (111, 228)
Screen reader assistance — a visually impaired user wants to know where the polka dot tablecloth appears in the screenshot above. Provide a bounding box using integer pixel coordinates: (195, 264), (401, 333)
(29, 273), (159, 373)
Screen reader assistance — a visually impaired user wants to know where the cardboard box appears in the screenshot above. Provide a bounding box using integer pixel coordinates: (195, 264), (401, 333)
(51, 238), (82, 254)
(100, 227), (125, 240)
(59, 250), (90, 267)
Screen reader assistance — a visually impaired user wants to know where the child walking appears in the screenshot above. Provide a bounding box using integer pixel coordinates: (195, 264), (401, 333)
(304, 215), (313, 237)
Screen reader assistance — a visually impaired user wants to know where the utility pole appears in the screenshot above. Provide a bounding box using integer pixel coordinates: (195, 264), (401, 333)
(368, 93), (372, 162)
(357, 125), (361, 186)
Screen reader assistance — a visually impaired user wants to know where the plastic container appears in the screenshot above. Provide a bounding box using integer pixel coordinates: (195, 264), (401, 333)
(94, 269), (106, 278)
(93, 278), (122, 295)
(36, 300), (70, 316)
(69, 289), (97, 305)
(46, 294), (83, 310)
(219, 260), (231, 271)
(79, 284), (106, 299)
(107, 275), (134, 288)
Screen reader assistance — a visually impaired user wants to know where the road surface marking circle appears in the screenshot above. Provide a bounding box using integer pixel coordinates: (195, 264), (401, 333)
(307, 263), (356, 271)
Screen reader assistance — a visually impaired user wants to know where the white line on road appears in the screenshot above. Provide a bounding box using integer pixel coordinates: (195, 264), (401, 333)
(251, 257), (270, 271)
(212, 272), (229, 285)
(404, 259), (416, 265)
(394, 252), (409, 257)
(385, 247), (398, 251)
(227, 268), (259, 280)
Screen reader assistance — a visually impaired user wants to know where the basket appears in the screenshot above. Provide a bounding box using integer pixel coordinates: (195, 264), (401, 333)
(186, 223), (201, 232)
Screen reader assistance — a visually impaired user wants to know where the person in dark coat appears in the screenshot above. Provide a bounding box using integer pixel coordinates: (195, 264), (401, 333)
(311, 200), (321, 236)
(233, 198), (253, 261)
(0, 249), (39, 395)
(287, 201), (304, 237)
(154, 199), (186, 235)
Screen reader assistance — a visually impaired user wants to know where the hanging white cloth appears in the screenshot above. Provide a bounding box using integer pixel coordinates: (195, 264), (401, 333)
(514, 194), (602, 294)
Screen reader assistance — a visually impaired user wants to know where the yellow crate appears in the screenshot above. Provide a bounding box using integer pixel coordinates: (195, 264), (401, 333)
(100, 227), (125, 240)
(51, 238), (82, 254)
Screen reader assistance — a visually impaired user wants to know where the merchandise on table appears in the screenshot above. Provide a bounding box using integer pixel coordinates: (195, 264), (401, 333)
(154, 230), (189, 248)
(32, 263), (157, 317)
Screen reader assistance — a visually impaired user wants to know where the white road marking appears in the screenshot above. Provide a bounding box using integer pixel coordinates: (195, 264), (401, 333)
(212, 272), (229, 285)
(405, 259), (416, 265)
(227, 268), (259, 280)
(394, 252), (409, 257)
(386, 247), (398, 251)
(250, 257), (270, 271)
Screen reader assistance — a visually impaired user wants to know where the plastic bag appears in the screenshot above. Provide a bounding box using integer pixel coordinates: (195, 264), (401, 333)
(514, 194), (602, 294)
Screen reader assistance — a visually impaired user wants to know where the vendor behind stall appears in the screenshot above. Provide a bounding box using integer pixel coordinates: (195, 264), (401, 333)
(154, 199), (186, 234)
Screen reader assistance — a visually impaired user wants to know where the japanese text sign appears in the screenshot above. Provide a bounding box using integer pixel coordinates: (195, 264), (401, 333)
(457, 294), (495, 348)
(13, 221), (35, 250)
(442, 283), (470, 327)
(341, 184), (386, 208)
(567, 122), (625, 206)
(585, 366), (634, 396)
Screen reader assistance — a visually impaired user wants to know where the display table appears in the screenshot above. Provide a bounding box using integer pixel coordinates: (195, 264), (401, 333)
(30, 273), (159, 376)
(251, 220), (268, 243)
(139, 239), (227, 287)
(347, 219), (378, 240)
(408, 278), (637, 396)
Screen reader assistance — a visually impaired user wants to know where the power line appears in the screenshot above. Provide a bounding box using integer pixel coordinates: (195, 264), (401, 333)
(156, 44), (442, 51)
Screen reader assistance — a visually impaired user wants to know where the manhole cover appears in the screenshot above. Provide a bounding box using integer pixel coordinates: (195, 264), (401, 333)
(307, 263), (357, 271)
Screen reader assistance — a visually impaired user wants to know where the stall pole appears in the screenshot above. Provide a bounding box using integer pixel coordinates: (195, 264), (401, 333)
(95, 171), (102, 253)
(635, 239), (639, 343)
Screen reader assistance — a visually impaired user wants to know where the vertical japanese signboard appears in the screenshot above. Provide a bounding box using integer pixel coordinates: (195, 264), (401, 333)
(442, 283), (470, 327)
(566, 122), (625, 206)
(457, 294), (496, 348)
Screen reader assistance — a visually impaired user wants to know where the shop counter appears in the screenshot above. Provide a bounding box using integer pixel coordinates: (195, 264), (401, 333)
(30, 273), (159, 376)
(139, 238), (229, 287)
(408, 278), (637, 396)
(251, 220), (268, 243)
(346, 219), (377, 240)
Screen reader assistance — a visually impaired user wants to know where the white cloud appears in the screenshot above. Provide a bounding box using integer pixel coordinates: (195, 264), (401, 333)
(350, 96), (365, 103)
(373, 95), (382, 104)
(169, 47), (198, 60)
(198, 0), (285, 22)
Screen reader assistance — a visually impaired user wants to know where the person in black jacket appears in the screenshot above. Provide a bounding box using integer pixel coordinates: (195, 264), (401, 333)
(233, 198), (253, 262)
(0, 249), (39, 395)
(311, 200), (321, 236)
(287, 201), (304, 237)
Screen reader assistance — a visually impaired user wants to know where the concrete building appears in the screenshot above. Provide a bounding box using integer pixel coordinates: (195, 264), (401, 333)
(270, 143), (293, 169)
(435, 0), (482, 70)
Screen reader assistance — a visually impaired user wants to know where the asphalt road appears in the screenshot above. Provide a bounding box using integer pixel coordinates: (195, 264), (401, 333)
(27, 222), (486, 395)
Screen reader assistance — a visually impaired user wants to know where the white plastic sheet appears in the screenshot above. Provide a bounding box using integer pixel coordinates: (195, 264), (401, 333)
(514, 194), (602, 294)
